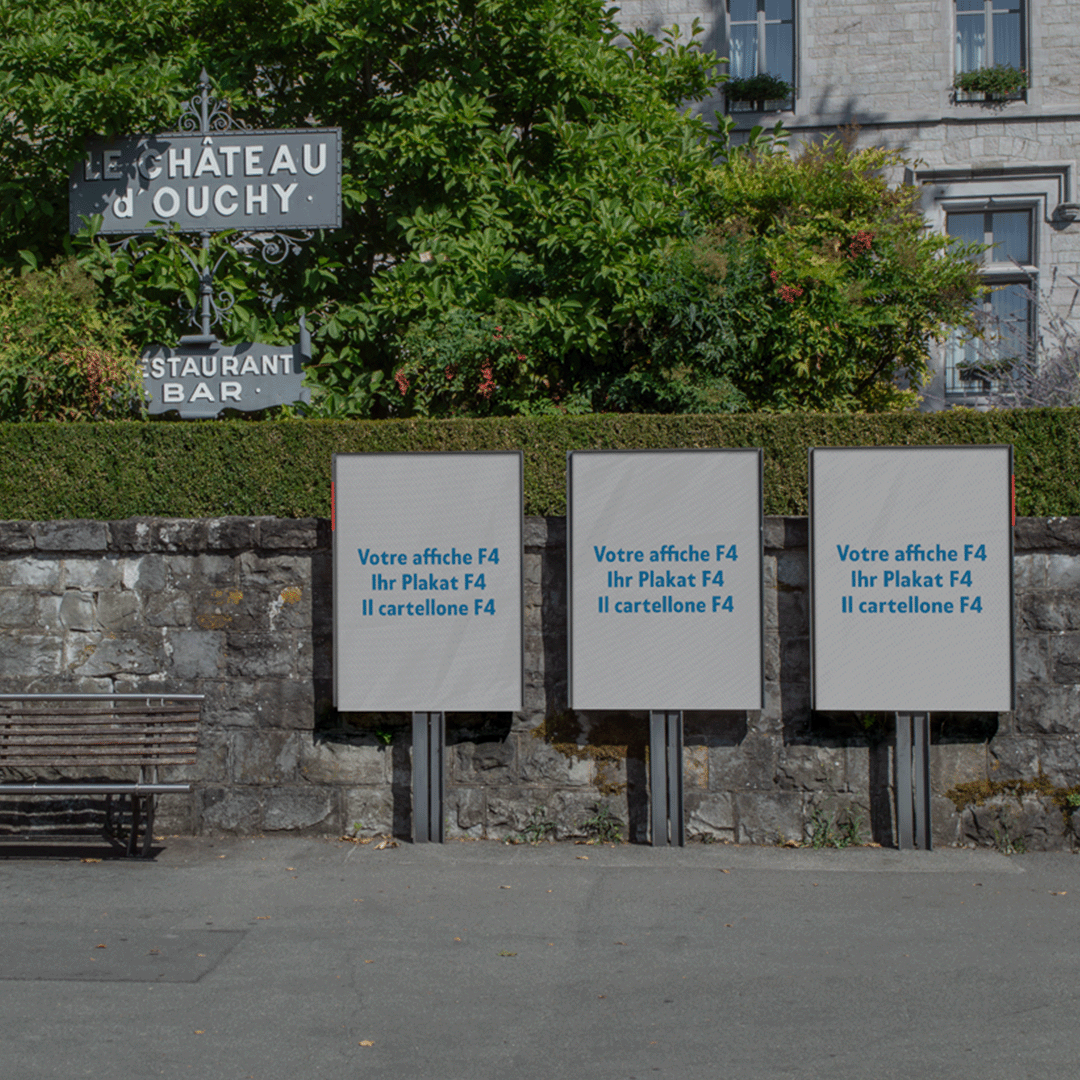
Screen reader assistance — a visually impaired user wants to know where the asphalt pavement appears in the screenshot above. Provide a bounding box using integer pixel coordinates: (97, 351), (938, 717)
(1, 835), (1077, 1080)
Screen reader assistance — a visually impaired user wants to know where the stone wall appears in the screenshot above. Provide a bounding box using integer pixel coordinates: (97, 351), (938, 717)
(0, 515), (1078, 849)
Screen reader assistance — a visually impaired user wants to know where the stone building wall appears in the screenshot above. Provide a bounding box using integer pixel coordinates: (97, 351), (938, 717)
(1, 515), (1078, 849)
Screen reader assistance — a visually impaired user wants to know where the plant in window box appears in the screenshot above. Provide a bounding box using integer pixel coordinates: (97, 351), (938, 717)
(957, 356), (1020, 386)
(725, 73), (793, 112)
(954, 65), (1028, 102)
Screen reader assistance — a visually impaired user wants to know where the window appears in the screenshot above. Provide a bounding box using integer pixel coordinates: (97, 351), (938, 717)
(726, 1), (795, 111)
(955, 1), (1025, 99)
(945, 209), (1035, 397)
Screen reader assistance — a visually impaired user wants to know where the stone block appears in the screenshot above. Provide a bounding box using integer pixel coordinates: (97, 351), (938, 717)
(238, 552), (310, 586)
(231, 729), (301, 784)
(9, 558), (62, 591)
(256, 518), (320, 551)
(0, 633), (63, 677)
(1013, 553), (1048, 590)
(1015, 517), (1080, 551)
(1015, 684), (1080, 735)
(168, 631), (225, 680)
(145, 590), (193, 628)
(36, 521), (108, 551)
(774, 745), (846, 792)
(252, 678), (319, 730)
(763, 517), (807, 550)
(154, 520), (210, 553)
(59, 591), (96, 632)
(1017, 591), (1080, 633)
(1036, 739), (1080, 787)
(263, 788), (336, 832)
(206, 518), (259, 551)
(62, 556), (121, 591)
(158, 728), (230, 785)
(120, 555), (166, 593)
(1047, 554), (1080, 589)
(224, 632), (296, 678)
(198, 788), (262, 833)
(0, 522), (34, 552)
(297, 632), (332, 681)
(762, 633), (781, 683)
(780, 637), (810, 686)
(453, 740), (516, 784)
(930, 743), (989, 793)
(685, 792), (735, 839)
(962, 795), (1070, 852)
(684, 745), (709, 790)
(776, 550), (808, 589)
(1049, 636), (1080, 685)
(446, 787), (488, 835)
(167, 554), (237, 589)
(153, 793), (195, 835)
(300, 737), (389, 784)
(96, 591), (141, 632)
(110, 520), (156, 553)
(986, 737), (1042, 780)
(70, 633), (164, 677)
(342, 788), (395, 837)
(734, 791), (805, 845)
(709, 736), (777, 792)
(1015, 635), (1050, 684)
(515, 738), (591, 786)
(550, 790), (610, 840)
(0, 590), (37, 628)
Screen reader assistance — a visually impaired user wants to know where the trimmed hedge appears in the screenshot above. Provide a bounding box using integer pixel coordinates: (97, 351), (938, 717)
(1, 409), (1078, 520)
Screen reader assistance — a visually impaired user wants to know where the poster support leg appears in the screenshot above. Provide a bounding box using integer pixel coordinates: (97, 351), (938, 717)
(412, 712), (445, 843)
(913, 713), (932, 851)
(895, 712), (932, 851)
(649, 711), (684, 847)
(895, 713), (913, 850)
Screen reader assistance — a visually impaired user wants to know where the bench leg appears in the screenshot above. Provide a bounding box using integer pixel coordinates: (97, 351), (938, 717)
(142, 795), (155, 858)
(127, 794), (141, 857)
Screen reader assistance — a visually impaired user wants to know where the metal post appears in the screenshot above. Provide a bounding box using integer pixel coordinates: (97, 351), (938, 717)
(199, 230), (212, 338)
(913, 713), (932, 851)
(411, 712), (444, 843)
(895, 713), (913, 850)
(649, 711), (684, 846)
(895, 712), (932, 850)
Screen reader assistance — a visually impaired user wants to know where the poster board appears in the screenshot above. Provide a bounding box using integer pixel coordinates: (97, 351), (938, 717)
(333, 452), (523, 712)
(568, 449), (763, 710)
(810, 445), (1014, 712)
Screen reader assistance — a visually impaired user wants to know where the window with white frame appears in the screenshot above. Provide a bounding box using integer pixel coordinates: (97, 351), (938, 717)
(726, 1), (795, 111)
(945, 208), (1035, 396)
(955, 1), (1026, 97)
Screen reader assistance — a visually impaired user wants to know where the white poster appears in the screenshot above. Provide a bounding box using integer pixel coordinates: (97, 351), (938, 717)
(810, 445), (1014, 712)
(333, 453), (522, 711)
(568, 450), (763, 710)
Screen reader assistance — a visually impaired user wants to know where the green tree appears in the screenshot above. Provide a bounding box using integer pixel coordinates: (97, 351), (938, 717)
(0, 0), (728, 417)
(0, 260), (145, 420)
(640, 136), (984, 412)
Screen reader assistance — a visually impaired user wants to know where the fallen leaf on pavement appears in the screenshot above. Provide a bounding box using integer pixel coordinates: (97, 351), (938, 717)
(498, 950), (517, 957)
(358, 1040), (374, 1047)
(95, 943), (106, 949)
(576, 855), (589, 860)
(1050, 890), (1067, 895)
(374, 838), (398, 850)
(81, 858), (101, 864)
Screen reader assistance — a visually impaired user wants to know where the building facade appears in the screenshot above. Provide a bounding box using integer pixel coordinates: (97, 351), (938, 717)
(617, 0), (1080, 407)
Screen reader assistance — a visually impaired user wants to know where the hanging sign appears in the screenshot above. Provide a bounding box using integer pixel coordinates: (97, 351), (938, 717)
(141, 339), (309, 417)
(810, 445), (1014, 712)
(568, 449), (764, 711)
(69, 130), (341, 234)
(333, 453), (523, 712)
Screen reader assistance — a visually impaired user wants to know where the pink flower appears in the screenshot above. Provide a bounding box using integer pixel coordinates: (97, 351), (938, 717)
(395, 370), (409, 396)
(478, 362), (496, 399)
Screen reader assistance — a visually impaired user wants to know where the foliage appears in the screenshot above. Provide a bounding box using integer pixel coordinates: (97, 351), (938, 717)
(0, 259), (144, 420)
(806, 806), (864, 848)
(954, 65), (1028, 96)
(507, 806), (557, 844)
(3, 408), (1080, 520)
(640, 136), (984, 412)
(579, 802), (624, 843)
(725, 73), (792, 103)
(0, 0), (731, 418)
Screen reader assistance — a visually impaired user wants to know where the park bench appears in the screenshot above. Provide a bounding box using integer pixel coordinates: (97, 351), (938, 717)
(0, 693), (202, 857)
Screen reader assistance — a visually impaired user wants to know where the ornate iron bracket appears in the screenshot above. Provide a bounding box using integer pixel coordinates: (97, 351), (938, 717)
(168, 69), (313, 339)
